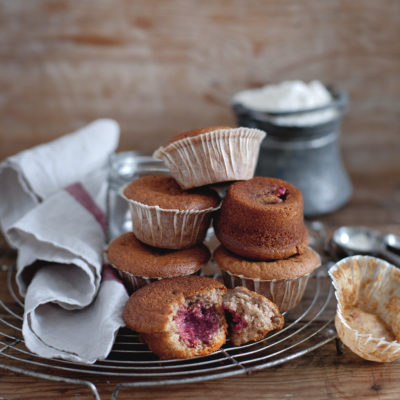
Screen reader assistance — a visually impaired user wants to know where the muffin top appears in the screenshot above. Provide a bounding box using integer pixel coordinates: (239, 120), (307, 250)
(123, 275), (227, 333)
(123, 175), (220, 210)
(226, 176), (302, 211)
(107, 232), (210, 277)
(214, 245), (320, 280)
(165, 126), (232, 146)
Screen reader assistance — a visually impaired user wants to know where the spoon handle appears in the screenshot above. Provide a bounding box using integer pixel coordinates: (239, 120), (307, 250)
(379, 247), (400, 267)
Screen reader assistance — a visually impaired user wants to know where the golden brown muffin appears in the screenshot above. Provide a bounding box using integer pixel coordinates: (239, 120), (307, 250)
(152, 126), (266, 189)
(214, 177), (309, 260)
(121, 175), (220, 249)
(106, 232), (209, 292)
(123, 175), (220, 210)
(214, 245), (321, 312)
(222, 287), (284, 346)
(214, 245), (320, 280)
(123, 276), (227, 359)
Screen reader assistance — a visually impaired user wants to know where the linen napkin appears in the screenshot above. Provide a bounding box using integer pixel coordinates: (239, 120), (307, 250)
(0, 119), (129, 363)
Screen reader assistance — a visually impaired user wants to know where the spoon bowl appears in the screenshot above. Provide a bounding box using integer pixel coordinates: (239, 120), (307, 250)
(332, 226), (382, 255)
(332, 226), (400, 267)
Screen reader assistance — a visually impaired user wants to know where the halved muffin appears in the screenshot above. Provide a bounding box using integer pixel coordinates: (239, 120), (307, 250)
(123, 276), (227, 359)
(223, 287), (284, 346)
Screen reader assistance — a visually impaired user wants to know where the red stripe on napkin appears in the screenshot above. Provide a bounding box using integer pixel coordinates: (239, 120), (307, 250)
(102, 263), (122, 282)
(65, 182), (124, 285)
(65, 182), (107, 234)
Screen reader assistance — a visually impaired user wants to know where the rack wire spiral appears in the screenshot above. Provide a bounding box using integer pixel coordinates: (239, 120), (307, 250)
(0, 259), (336, 400)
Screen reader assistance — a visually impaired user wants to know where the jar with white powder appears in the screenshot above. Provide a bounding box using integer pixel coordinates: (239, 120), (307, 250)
(232, 80), (352, 216)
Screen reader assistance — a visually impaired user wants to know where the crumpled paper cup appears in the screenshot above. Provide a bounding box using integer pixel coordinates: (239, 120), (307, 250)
(152, 127), (266, 189)
(120, 184), (220, 249)
(329, 256), (400, 362)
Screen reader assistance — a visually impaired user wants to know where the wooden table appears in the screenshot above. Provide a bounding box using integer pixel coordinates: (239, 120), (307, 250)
(0, 168), (399, 400)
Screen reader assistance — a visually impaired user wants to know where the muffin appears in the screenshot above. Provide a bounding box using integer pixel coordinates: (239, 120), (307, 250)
(152, 126), (266, 189)
(123, 276), (227, 359)
(106, 232), (209, 292)
(214, 245), (321, 312)
(223, 286), (284, 346)
(214, 177), (309, 260)
(121, 175), (220, 249)
(329, 256), (400, 362)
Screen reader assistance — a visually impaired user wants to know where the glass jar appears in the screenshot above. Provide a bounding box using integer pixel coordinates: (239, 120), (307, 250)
(232, 85), (352, 217)
(106, 151), (169, 241)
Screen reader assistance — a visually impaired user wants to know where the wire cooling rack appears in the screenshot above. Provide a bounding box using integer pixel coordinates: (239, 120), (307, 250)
(0, 260), (337, 400)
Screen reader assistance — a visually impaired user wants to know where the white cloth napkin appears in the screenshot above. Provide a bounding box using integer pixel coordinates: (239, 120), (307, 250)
(0, 119), (129, 363)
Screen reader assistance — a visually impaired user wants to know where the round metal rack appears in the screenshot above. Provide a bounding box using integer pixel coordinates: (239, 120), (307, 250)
(0, 262), (336, 400)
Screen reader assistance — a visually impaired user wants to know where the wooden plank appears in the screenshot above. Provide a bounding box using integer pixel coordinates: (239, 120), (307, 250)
(0, 2), (399, 397)
(0, 0), (399, 175)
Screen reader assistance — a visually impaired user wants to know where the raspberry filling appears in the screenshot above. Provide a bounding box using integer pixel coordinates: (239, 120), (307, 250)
(223, 306), (248, 333)
(174, 302), (220, 347)
(254, 185), (287, 205)
(275, 186), (287, 198)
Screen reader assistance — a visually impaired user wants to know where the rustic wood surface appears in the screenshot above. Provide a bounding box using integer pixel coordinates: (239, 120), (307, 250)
(0, 0), (399, 176)
(0, 1), (399, 398)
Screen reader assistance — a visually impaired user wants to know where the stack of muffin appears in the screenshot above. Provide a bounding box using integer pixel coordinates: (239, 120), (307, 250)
(107, 125), (321, 359)
(106, 126), (266, 292)
(213, 177), (320, 312)
(106, 175), (220, 292)
(107, 125), (320, 311)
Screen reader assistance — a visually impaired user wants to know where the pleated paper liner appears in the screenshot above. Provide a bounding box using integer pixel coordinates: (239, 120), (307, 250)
(120, 185), (220, 250)
(221, 269), (312, 312)
(112, 265), (202, 294)
(329, 255), (400, 362)
(153, 127), (266, 189)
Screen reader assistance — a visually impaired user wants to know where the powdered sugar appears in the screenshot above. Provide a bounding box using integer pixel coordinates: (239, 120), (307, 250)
(233, 80), (337, 126)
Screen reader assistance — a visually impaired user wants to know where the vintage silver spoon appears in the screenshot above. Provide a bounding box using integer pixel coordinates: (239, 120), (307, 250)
(385, 233), (400, 254)
(332, 226), (400, 266)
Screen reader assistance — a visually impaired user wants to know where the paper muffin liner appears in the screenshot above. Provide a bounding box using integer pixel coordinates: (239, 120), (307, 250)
(112, 264), (202, 294)
(329, 256), (400, 362)
(120, 184), (220, 249)
(152, 127), (266, 189)
(220, 270), (312, 312)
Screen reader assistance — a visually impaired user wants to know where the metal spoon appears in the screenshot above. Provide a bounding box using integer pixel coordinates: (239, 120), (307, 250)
(332, 226), (400, 267)
(385, 233), (400, 255)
